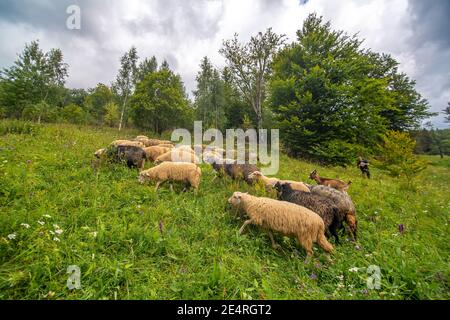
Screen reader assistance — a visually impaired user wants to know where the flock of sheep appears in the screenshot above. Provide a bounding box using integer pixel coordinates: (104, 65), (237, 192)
(94, 135), (358, 262)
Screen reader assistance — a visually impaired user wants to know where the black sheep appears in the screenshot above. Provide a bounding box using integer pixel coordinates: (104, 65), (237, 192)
(274, 181), (343, 244)
(106, 145), (146, 170)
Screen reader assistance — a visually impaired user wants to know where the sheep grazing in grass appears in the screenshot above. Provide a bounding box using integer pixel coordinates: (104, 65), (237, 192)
(248, 171), (310, 193)
(227, 192), (333, 261)
(139, 162), (201, 192)
(143, 146), (173, 161)
(274, 182), (342, 243)
(137, 138), (173, 147)
(203, 150), (224, 164)
(154, 149), (200, 165)
(309, 169), (351, 192)
(157, 143), (174, 149)
(211, 159), (259, 184)
(309, 185), (358, 240)
(111, 140), (144, 148)
(105, 145), (147, 170)
(94, 148), (106, 159)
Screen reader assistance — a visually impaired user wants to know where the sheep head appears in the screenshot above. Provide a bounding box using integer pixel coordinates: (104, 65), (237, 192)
(94, 148), (106, 159)
(309, 169), (318, 180)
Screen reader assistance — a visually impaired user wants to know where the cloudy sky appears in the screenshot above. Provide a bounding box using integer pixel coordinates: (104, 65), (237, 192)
(0, 0), (449, 127)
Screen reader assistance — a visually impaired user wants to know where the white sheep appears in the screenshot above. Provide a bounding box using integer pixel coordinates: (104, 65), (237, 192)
(139, 162), (201, 192)
(154, 149), (200, 164)
(111, 140), (144, 148)
(248, 171), (311, 193)
(227, 192), (333, 261)
(143, 146), (173, 161)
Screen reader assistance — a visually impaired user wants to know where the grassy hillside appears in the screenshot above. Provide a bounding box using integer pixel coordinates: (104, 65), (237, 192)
(0, 121), (448, 300)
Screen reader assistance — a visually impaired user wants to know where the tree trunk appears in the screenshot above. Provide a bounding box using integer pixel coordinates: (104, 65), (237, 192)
(118, 94), (128, 131)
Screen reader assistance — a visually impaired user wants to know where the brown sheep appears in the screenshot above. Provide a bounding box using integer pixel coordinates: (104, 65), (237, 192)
(309, 169), (351, 192)
(227, 192), (333, 261)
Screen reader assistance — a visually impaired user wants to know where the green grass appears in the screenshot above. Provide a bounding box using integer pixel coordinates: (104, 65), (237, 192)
(0, 120), (449, 300)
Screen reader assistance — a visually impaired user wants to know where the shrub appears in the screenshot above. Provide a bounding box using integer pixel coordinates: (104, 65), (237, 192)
(0, 120), (40, 136)
(103, 102), (120, 127)
(62, 104), (86, 124)
(373, 131), (427, 178)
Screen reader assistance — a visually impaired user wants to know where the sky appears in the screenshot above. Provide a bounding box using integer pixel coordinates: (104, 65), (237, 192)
(0, 0), (449, 128)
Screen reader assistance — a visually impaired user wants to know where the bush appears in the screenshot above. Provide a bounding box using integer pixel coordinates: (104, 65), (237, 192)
(103, 102), (120, 127)
(373, 131), (427, 178)
(0, 120), (40, 136)
(311, 140), (366, 166)
(22, 101), (58, 123)
(62, 104), (86, 124)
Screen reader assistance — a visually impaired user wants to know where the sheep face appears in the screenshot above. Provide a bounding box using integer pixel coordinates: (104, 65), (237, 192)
(138, 172), (148, 184)
(94, 148), (106, 159)
(248, 171), (262, 181)
(227, 192), (244, 208)
(309, 169), (318, 180)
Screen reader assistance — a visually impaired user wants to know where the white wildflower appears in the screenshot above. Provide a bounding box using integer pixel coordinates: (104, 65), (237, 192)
(53, 224), (60, 229)
(53, 237), (60, 242)
(43, 214), (52, 219)
(37, 220), (45, 226)
(55, 229), (63, 235)
(90, 231), (98, 238)
(349, 267), (359, 273)
(337, 283), (345, 289)
(21, 223), (30, 229)
(7, 233), (17, 240)
(49, 230), (55, 235)
(337, 275), (344, 281)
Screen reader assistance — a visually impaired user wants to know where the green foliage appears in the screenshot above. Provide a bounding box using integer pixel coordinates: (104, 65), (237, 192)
(312, 140), (367, 167)
(103, 102), (120, 128)
(130, 69), (192, 134)
(0, 40), (68, 118)
(0, 122), (448, 299)
(373, 131), (427, 178)
(269, 14), (431, 166)
(0, 119), (40, 136)
(220, 29), (285, 129)
(22, 101), (58, 123)
(194, 57), (226, 129)
(61, 104), (86, 124)
(84, 83), (115, 125)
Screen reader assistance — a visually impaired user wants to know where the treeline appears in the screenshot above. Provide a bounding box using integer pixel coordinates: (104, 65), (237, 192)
(1, 13), (448, 165)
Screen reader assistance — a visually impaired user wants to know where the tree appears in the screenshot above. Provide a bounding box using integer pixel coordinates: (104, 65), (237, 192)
(193, 57), (226, 129)
(103, 102), (120, 127)
(0, 40), (68, 120)
(84, 83), (115, 125)
(130, 69), (192, 134)
(424, 122), (450, 158)
(61, 103), (86, 124)
(113, 47), (138, 131)
(220, 28), (285, 130)
(444, 102), (450, 123)
(269, 14), (431, 165)
(368, 53), (432, 131)
(373, 131), (427, 178)
(135, 56), (158, 84)
(221, 67), (253, 129)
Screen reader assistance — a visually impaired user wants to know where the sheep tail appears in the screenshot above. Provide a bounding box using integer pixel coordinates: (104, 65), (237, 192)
(317, 232), (334, 253)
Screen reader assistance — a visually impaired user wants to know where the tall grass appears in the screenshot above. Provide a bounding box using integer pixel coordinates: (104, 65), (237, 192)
(0, 121), (448, 300)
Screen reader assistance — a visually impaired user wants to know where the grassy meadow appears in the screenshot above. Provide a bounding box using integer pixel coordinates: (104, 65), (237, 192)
(0, 120), (448, 300)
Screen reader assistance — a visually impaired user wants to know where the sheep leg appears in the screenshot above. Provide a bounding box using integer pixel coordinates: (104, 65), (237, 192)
(155, 181), (164, 192)
(330, 222), (340, 244)
(239, 219), (253, 235)
(169, 182), (174, 192)
(268, 231), (281, 250)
